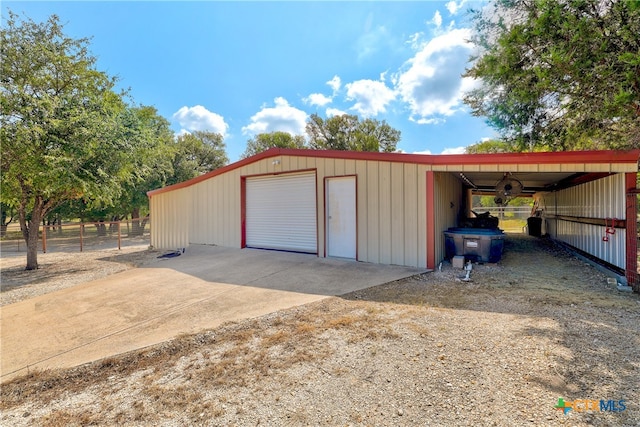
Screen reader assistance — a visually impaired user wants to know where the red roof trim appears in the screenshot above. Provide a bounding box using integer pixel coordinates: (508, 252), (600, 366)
(148, 148), (640, 197)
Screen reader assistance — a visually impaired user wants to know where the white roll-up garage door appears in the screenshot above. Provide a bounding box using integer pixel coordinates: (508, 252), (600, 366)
(246, 172), (317, 253)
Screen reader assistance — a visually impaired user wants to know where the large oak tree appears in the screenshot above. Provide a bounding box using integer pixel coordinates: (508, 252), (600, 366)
(1, 13), (133, 269)
(241, 131), (306, 159)
(168, 131), (228, 186)
(464, 0), (640, 151)
(306, 113), (400, 152)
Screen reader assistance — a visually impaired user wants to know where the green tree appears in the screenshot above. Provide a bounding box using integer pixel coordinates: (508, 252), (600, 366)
(168, 131), (228, 186)
(1, 12), (131, 269)
(464, 0), (640, 151)
(465, 139), (513, 154)
(305, 113), (400, 152)
(241, 131), (306, 159)
(0, 202), (16, 237)
(116, 106), (174, 234)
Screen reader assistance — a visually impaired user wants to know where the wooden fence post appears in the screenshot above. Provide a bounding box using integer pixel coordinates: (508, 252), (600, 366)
(42, 224), (47, 253)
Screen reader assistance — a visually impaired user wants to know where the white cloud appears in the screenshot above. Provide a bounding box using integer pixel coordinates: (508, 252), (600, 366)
(441, 146), (467, 154)
(431, 10), (443, 28)
(242, 97), (308, 136)
(326, 107), (348, 117)
(446, 0), (468, 15)
(406, 32), (424, 50)
(304, 93), (332, 107)
(172, 105), (228, 136)
(413, 149), (433, 155)
(345, 79), (396, 117)
(395, 28), (475, 121)
(327, 75), (341, 94)
(413, 117), (445, 125)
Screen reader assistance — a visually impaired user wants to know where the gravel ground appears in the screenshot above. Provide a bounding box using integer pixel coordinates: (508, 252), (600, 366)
(1, 235), (639, 426)
(0, 240), (158, 306)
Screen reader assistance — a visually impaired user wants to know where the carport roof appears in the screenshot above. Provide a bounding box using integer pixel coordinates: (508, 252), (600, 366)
(148, 148), (639, 197)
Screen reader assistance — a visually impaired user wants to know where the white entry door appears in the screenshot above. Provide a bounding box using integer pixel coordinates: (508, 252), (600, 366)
(326, 176), (356, 258)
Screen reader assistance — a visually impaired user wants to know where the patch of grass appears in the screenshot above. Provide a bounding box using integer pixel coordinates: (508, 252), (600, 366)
(499, 218), (527, 232)
(294, 322), (318, 335)
(404, 322), (431, 336)
(146, 384), (203, 410)
(40, 409), (96, 427)
(261, 329), (291, 346)
(323, 314), (359, 329)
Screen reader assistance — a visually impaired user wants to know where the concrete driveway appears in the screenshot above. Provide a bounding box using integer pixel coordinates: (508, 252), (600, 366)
(1, 245), (424, 382)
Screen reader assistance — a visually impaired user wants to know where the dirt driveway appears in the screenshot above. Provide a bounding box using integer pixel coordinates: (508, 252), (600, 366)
(1, 245), (423, 382)
(1, 236), (639, 426)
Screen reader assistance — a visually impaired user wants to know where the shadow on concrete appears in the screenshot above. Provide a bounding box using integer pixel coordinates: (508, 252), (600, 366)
(104, 244), (426, 297)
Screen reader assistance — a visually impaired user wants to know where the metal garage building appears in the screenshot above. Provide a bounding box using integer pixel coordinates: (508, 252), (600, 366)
(147, 148), (639, 290)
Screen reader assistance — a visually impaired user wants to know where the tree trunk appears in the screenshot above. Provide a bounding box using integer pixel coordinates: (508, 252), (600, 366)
(20, 203), (44, 271)
(96, 222), (107, 237)
(131, 208), (142, 236)
(25, 218), (41, 270)
(140, 215), (149, 233)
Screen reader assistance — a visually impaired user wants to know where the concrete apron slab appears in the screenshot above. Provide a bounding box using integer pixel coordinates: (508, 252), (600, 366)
(1, 245), (424, 382)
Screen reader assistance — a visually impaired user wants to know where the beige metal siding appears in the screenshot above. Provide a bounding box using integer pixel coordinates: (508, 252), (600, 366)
(436, 162), (635, 173)
(391, 163), (405, 265)
(545, 174), (626, 268)
(379, 162), (392, 265)
(188, 169), (241, 248)
(433, 172), (464, 264)
(366, 161), (380, 263)
(150, 188), (191, 249)
(402, 164), (419, 267)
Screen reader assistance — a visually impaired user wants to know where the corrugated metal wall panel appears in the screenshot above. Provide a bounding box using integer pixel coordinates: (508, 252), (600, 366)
(379, 162), (392, 265)
(417, 166), (428, 269)
(366, 161), (380, 264)
(403, 164), (419, 267)
(545, 174), (626, 269)
(391, 162), (405, 266)
(433, 172), (463, 264)
(355, 160), (369, 262)
(150, 189), (191, 250)
(245, 172), (317, 253)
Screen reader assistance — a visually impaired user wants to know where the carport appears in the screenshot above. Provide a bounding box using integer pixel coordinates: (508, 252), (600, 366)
(433, 150), (638, 288)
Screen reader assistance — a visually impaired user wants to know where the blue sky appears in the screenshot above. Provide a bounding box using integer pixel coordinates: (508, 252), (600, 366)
(4, 1), (495, 162)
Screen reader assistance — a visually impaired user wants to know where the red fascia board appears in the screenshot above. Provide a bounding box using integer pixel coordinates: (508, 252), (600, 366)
(148, 148), (640, 197)
(267, 148), (640, 165)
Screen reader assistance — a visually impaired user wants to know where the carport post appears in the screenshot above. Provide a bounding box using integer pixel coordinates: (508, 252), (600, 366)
(625, 173), (638, 292)
(426, 171), (436, 270)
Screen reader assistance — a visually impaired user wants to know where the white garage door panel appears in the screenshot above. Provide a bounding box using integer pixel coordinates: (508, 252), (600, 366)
(246, 173), (317, 253)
